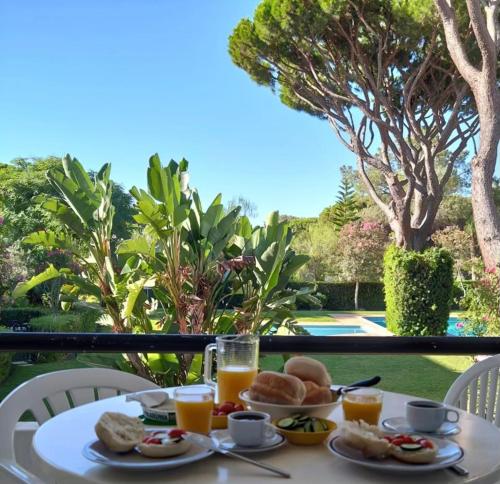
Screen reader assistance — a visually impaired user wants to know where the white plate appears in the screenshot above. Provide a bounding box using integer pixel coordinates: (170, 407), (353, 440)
(382, 417), (460, 436)
(210, 429), (286, 454)
(82, 439), (214, 471)
(328, 436), (464, 473)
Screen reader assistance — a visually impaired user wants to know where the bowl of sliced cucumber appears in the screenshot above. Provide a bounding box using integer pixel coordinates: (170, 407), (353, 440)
(274, 414), (337, 445)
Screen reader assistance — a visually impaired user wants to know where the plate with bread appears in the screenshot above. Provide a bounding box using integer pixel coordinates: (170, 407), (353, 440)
(328, 420), (464, 473)
(83, 412), (213, 471)
(240, 356), (341, 419)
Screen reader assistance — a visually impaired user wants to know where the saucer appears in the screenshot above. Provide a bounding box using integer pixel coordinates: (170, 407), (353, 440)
(210, 430), (286, 454)
(382, 416), (460, 436)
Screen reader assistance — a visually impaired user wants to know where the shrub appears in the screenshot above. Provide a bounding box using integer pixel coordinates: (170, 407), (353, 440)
(384, 245), (454, 336)
(0, 307), (45, 327)
(0, 326), (12, 383)
(288, 281), (385, 310)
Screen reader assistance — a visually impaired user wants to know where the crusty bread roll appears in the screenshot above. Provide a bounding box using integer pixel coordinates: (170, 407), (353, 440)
(249, 371), (306, 405)
(95, 412), (144, 452)
(391, 444), (437, 464)
(302, 380), (333, 405)
(284, 356), (332, 387)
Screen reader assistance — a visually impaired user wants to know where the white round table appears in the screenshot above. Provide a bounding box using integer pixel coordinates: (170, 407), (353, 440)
(32, 389), (500, 484)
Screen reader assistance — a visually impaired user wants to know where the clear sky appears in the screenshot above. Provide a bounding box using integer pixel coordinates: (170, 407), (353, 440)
(0, 0), (354, 222)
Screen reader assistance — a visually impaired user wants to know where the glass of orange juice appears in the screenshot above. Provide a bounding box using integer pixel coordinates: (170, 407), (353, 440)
(342, 387), (383, 425)
(174, 385), (214, 434)
(204, 335), (259, 404)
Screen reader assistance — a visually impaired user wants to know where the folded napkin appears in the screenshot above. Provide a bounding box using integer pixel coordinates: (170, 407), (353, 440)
(126, 390), (169, 408)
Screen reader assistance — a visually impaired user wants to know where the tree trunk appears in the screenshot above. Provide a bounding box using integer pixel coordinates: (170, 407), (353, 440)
(471, 85), (500, 269)
(354, 281), (359, 311)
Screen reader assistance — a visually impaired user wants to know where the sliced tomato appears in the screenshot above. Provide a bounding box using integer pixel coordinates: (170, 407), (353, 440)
(143, 437), (162, 445)
(168, 429), (186, 439)
(233, 404), (244, 412)
(419, 439), (434, 449)
(391, 438), (405, 446)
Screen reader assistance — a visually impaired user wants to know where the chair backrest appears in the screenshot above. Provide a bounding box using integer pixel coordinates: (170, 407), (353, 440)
(0, 368), (159, 465)
(444, 355), (500, 427)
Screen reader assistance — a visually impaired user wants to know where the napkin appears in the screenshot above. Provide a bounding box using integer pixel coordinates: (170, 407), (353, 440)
(126, 390), (169, 408)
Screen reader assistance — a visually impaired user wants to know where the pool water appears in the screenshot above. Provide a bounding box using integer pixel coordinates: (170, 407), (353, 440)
(364, 316), (465, 336)
(300, 325), (367, 336)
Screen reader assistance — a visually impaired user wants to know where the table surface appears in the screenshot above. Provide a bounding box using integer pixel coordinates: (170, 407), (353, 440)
(32, 389), (500, 484)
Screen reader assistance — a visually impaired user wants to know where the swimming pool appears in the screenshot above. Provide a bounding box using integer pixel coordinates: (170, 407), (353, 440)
(300, 325), (367, 336)
(364, 316), (465, 336)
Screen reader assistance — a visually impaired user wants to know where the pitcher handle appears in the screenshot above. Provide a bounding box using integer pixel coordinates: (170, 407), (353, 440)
(204, 343), (217, 389)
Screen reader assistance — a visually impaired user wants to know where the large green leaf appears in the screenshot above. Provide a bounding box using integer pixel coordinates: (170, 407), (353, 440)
(36, 197), (86, 235)
(12, 265), (60, 299)
(117, 237), (155, 257)
(122, 278), (149, 318)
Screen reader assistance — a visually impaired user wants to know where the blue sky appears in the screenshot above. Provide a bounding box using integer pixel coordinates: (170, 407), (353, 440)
(0, 0), (353, 222)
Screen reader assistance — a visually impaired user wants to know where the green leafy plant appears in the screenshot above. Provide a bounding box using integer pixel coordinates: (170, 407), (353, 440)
(12, 155), (154, 380)
(384, 245), (454, 336)
(462, 267), (500, 336)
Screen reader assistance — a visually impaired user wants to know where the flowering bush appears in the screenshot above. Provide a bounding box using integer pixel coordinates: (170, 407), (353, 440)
(462, 267), (500, 336)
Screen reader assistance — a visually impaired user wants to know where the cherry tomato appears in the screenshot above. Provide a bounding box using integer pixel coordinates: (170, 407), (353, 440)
(401, 436), (414, 444)
(217, 410), (227, 416)
(219, 403), (235, 414)
(168, 429), (186, 439)
(391, 438), (404, 446)
(233, 404), (244, 412)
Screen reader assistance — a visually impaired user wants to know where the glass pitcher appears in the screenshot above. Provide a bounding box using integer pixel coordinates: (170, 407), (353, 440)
(204, 335), (259, 404)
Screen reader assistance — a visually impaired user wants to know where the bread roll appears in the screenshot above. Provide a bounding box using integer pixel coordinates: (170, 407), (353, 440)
(249, 371), (306, 405)
(95, 412), (144, 452)
(284, 356), (332, 387)
(302, 380), (333, 405)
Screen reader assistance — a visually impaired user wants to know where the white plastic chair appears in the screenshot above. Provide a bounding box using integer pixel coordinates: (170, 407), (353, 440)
(0, 368), (159, 483)
(444, 355), (500, 427)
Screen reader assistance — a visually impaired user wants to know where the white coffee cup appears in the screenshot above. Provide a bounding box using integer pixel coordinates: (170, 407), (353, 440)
(228, 411), (276, 447)
(406, 400), (459, 432)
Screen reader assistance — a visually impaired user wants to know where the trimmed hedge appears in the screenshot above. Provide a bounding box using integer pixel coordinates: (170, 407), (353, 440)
(0, 307), (45, 327)
(384, 245), (454, 336)
(288, 281), (385, 310)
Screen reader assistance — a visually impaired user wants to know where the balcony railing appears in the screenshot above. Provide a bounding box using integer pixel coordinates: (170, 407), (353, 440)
(1, 333), (500, 355)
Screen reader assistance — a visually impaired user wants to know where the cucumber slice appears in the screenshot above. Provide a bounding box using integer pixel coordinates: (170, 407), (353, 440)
(312, 420), (325, 432)
(277, 417), (296, 429)
(400, 443), (423, 451)
(290, 413), (303, 420)
(294, 426), (305, 432)
(304, 421), (314, 432)
(296, 415), (310, 423)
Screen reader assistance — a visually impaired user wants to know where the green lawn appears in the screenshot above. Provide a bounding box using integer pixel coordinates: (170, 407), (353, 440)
(0, 353), (473, 404)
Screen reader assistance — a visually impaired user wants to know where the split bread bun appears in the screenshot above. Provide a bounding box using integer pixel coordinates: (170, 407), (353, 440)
(341, 420), (392, 459)
(341, 420), (438, 464)
(95, 412), (144, 452)
(249, 371), (306, 405)
(284, 356), (332, 387)
(302, 381), (333, 405)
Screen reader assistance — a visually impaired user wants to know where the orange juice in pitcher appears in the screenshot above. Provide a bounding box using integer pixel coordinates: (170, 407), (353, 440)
(217, 365), (258, 403)
(204, 335), (259, 404)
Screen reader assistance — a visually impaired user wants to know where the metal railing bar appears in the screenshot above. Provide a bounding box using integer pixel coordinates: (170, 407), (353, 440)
(1, 333), (500, 355)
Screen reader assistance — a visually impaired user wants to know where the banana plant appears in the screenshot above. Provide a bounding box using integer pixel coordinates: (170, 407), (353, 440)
(12, 155), (155, 380)
(226, 211), (319, 334)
